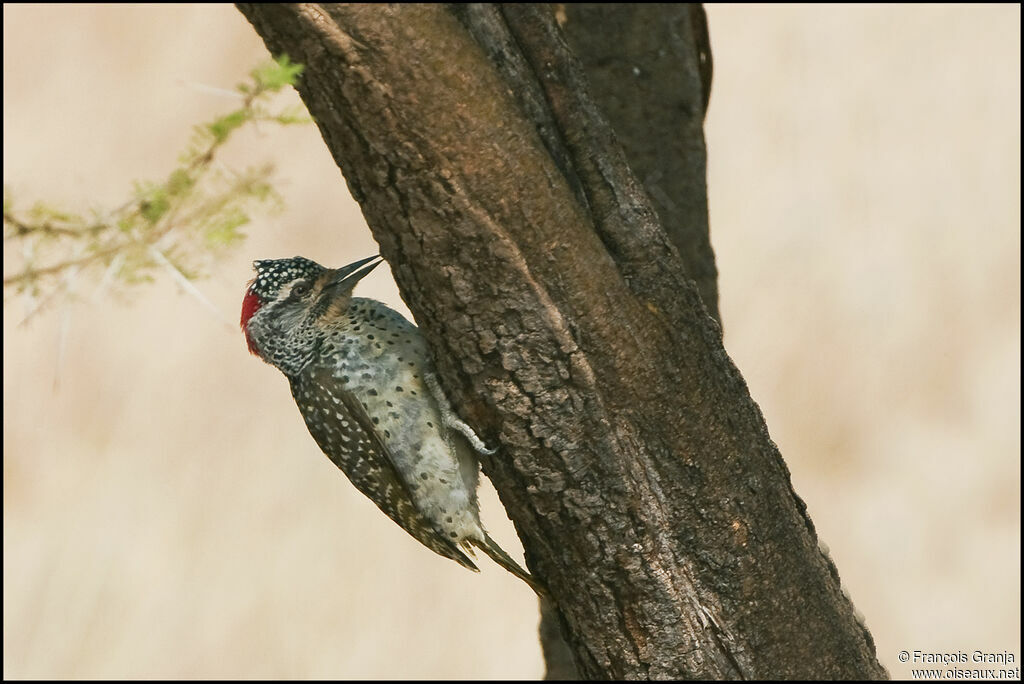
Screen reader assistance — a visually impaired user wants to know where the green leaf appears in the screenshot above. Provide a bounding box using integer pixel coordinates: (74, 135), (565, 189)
(165, 168), (195, 197)
(207, 109), (250, 144)
(139, 194), (169, 225)
(251, 55), (304, 92)
(203, 207), (249, 248)
(117, 215), (137, 233)
(273, 105), (311, 126)
(28, 201), (81, 225)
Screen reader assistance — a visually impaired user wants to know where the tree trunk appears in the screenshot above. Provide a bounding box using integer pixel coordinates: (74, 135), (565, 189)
(237, 4), (886, 679)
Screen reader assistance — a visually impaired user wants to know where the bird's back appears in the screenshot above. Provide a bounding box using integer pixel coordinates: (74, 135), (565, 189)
(296, 298), (485, 555)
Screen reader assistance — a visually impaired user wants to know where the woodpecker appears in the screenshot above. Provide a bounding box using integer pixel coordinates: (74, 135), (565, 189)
(240, 254), (542, 594)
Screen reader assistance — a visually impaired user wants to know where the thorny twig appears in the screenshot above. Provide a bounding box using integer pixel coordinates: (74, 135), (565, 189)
(3, 55), (307, 326)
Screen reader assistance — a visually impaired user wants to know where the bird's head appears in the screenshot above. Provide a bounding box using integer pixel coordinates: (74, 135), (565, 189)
(240, 254), (383, 375)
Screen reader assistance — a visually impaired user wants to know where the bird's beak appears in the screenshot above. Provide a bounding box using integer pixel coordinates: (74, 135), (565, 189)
(323, 254), (384, 294)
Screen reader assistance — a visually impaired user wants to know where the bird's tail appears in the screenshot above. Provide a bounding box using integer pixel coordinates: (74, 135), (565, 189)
(471, 533), (547, 596)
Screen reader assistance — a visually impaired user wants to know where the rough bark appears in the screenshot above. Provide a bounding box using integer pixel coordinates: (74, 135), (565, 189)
(237, 3), (886, 679)
(560, 4), (720, 324)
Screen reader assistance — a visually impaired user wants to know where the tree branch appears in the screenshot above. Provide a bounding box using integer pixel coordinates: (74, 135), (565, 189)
(560, 3), (720, 324)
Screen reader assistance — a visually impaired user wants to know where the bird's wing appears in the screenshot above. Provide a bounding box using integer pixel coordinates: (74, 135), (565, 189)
(289, 367), (478, 571)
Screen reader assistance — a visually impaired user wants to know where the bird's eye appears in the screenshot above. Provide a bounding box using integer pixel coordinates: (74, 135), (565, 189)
(291, 282), (310, 298)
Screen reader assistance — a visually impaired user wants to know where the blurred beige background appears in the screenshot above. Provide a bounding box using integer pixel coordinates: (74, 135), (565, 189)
(3, 4), (1019, 679)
